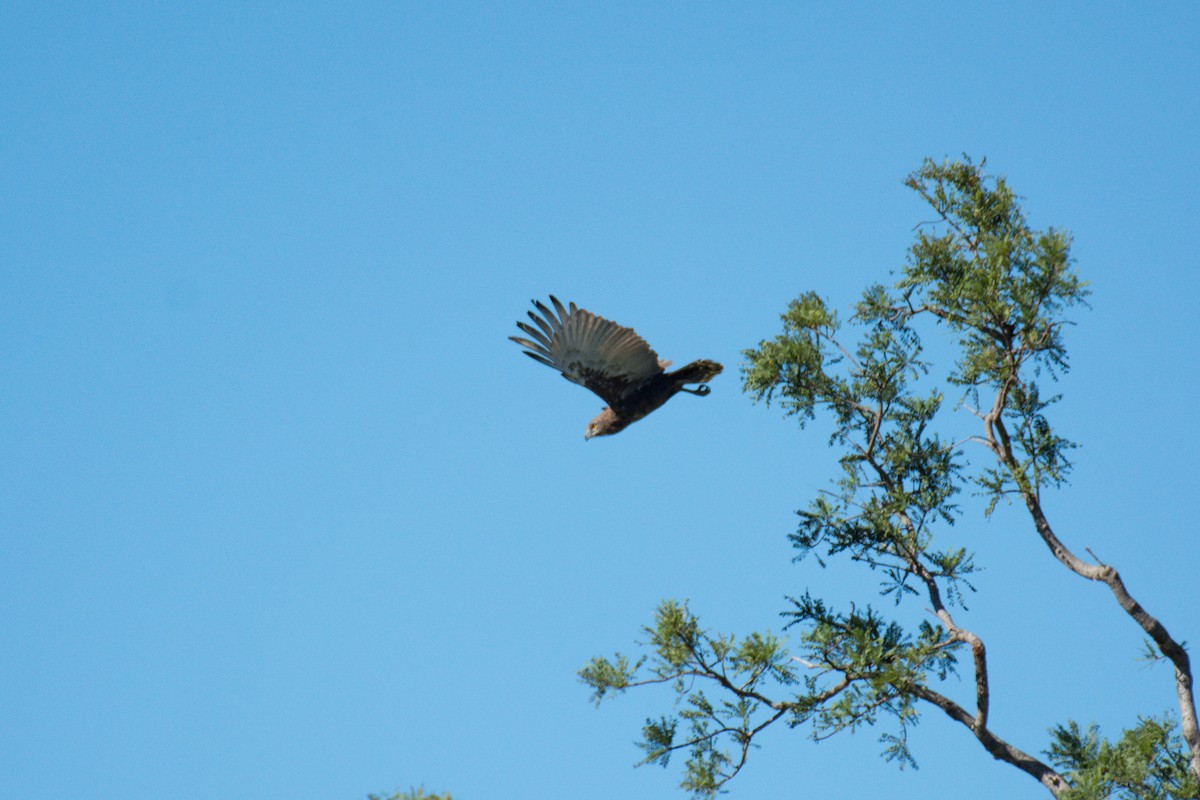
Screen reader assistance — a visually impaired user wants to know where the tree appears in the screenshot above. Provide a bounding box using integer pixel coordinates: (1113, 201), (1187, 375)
(580, 157), (1199, 798)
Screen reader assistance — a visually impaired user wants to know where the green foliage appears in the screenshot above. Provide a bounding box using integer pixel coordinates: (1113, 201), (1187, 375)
(584, 157), (1119, 797)
(899, 156), (1089, 507)
(1047, 717), (1200, 800)
(580, 600), (797, 796)
(368, 788), (453, 800)
(781, 593), (958, 768)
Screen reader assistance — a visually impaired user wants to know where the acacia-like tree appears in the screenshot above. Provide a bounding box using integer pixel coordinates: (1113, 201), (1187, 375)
(581, 157), (1199, 799)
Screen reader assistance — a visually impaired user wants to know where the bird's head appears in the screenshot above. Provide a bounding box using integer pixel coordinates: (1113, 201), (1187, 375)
(585, 407), (625, 440)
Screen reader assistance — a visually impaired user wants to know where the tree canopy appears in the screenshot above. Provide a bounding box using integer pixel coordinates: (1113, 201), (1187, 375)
(580, 157), (1199, 799)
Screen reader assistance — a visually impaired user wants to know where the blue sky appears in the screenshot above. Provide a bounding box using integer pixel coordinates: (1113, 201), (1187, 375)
(2, 2), (1198, 798)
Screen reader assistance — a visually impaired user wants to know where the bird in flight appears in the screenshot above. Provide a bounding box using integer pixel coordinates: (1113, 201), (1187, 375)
(509, 296), (723, 439)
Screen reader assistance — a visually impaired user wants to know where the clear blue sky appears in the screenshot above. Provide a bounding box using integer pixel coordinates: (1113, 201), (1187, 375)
(3, 3), (1197, 799)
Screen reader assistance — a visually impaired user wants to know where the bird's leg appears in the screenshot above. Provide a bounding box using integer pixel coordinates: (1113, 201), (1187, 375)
(679, 384), (711, 396)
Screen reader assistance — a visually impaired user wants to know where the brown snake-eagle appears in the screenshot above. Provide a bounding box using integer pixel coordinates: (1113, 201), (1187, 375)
(509, 296), (723, 438)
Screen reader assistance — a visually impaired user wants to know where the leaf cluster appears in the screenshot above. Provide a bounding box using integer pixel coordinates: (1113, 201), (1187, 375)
(899, 156), (1089, 504)
(1047, 717), (1200, 800)
(580, 600), (795, 796)
(782, 592), (960, 768)
(368, 788), (453, 800)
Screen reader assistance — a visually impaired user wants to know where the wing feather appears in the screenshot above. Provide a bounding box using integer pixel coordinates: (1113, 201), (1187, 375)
(508, 336), (551, 357)
(526, 310), (555, 338)
(520, 351), (558, 369)
(533, 299), (560, 330)
(516, 321), (553, 349)
(509, 296), (665, 406)
(578, 313), (601, 357)
(549, 295), (571, 325)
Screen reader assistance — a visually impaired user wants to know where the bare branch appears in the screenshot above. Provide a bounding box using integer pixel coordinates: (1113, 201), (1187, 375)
(909, 683), (1068, 796)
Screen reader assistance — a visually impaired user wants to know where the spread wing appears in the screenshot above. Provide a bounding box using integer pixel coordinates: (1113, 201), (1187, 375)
(509, 296), (665, 407)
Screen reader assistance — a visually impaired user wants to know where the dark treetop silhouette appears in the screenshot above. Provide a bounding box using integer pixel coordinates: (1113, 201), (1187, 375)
(509, 296), (723, 439)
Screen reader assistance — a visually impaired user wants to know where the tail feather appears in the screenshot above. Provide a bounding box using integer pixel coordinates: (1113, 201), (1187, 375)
(669, 359), (723, 385)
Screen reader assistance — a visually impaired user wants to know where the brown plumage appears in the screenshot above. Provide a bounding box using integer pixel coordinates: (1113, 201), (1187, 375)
(509, 296), (723, 438)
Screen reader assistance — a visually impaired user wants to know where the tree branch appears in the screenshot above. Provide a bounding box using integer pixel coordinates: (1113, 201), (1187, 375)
(909, 683), (1069, 796)
(986, 380), (1200, 783)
